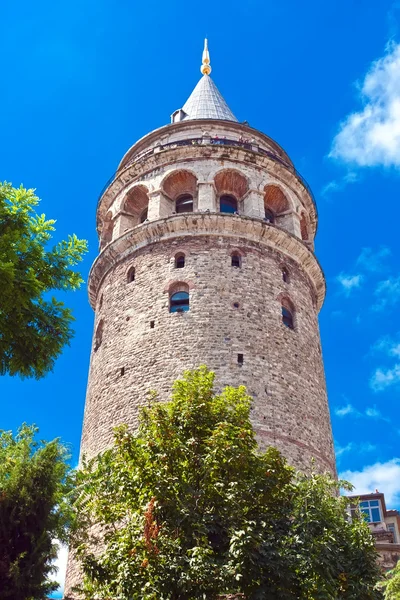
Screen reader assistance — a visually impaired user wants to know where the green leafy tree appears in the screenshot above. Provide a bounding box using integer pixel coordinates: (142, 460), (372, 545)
(71, 367), (382, 600)
(0, 424), (72, 599)
(0, 181), (88, 378)
(381, 560), (400, 599)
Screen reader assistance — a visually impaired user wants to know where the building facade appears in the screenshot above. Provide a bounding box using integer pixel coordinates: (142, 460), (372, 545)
(349, 492), (400, 570)
(65, 41), (336, 594)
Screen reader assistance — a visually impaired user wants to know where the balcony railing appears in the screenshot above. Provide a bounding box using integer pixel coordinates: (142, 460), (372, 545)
(97, 137), (316, 213)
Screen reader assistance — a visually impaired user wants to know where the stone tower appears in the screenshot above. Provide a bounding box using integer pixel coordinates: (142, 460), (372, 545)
(82, 40), (335, 475)
(64, 40), (336, 596)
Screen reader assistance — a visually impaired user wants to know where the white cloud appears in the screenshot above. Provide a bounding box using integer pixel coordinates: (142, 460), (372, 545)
(321, 171), (359, 197)
(336, 273), (363, 296)
(365, 405), (389, 421)
(340, 459), (400, 508)
(335, 403), (357, 417)
(356, 246), (391, 273)
(370, 334), (400, 393)
(360, 443), (378, 453)
(365, 406), (380, 418)
(335, 442), (354, 457)
(335, 441), (377, 459)
(334, 402), (387, 420)
(330, 42), (400, 168)
(373, 276), (400, 310)
(370, 364), (400, 391)
(51, 542), (68, 598)
(391, 344), (400, 357)
(373, 334), (400, 357)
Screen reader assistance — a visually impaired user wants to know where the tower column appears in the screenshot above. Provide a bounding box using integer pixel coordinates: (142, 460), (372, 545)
(276, 211), (300, 237)
(113, 212), (137, 237)
(197, 182), (216, 212)
(148, 190), (173, 220)
(242, 189), (264, 219)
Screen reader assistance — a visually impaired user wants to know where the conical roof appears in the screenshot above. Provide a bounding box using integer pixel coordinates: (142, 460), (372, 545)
(181, 74), (238, 122)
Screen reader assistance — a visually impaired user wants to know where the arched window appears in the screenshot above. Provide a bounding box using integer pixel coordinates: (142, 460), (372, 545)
(282, 267), (290, 283)
(162, 170), (198, 209)
(220, 195), (238, 214)
(175, 253), (185, 269)
(281, 298), (295, 330)
(123, 185), (149, 228)
(94, 319), (104, 351)
(264, 208), (275, 223)
(176, 194), (194, 213)
(300, 213), (308, 241)
(127, 266), (135, 283)
(282, 306), (294, 329)
(170, 291), (190, 313)
(264, 185), (289, 214)
(214, 170), (249, 205)
(231, 253), (241, 268)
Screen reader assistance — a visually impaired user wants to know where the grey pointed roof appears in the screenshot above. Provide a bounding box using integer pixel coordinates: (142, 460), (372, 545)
(181, 75), (238, 122)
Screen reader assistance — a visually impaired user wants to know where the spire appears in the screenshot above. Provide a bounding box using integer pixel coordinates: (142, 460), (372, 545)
(172, 40), (238, 123)
(201, 38), (211, 75)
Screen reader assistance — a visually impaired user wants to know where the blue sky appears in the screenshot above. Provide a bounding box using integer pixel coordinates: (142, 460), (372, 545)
(1, 0), (400, 594)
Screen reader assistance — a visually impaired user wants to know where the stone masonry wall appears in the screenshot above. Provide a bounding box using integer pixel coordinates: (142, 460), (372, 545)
(65, 116), (335, 595)
(81, 235), (335, 474)
(65, 227), (335, 598)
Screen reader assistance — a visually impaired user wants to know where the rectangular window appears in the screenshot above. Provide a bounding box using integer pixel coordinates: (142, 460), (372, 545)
(358, 500), (382, 523)
(237, 353), (244, 365)
(387, 523), (397, 543)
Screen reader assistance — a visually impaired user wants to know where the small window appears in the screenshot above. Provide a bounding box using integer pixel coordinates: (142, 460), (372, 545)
(170, 291), (189, 313)
(220, 195), (238, 214)
(282, 306), (294, 329)
(231, 253), (241, 268)
(282, 268), (289, 283)
(264, 208), (275, 223)
(359, 500), (382, 523)
(94, 320), (104, 352)
(140, 208), (148, 223)
(150, 320), (155, 329)
(127, 266), (135, 283)
(388, 523), (397, 542)
(233, 302), (240, 308)
(237, 353), (244, 365)
(120, 367), (125, 376)
(176, 194), (193, 213)
(175, 253), (185, 269)
(300, 213), (308, 241)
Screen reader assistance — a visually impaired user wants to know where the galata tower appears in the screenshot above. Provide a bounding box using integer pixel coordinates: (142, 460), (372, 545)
(65, 40), (336, 596)
(81, 40), (335, 475)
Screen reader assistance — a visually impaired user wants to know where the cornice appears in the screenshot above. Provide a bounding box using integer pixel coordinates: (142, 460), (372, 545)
(88, 213), (325, 311)
(117, 119), (293, 171)
(97, 143), (317, 237)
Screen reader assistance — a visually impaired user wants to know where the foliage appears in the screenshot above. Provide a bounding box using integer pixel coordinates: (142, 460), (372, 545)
(71, 367), (382, 600)
(0, 424), (73, 599)
(291, 473), (381, 599)
(0, 181), (88, 378)
(381, 560), (400, 599)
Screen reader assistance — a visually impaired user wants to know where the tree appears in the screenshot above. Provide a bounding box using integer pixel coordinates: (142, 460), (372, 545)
(0, 424), (72, 599)
(70, 367), (382, 600)
(0, 181), (88, 378)
(381, 560), (400, 599)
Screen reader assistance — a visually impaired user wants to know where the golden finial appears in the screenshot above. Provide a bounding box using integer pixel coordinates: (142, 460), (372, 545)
(201, 38), (212, 75)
